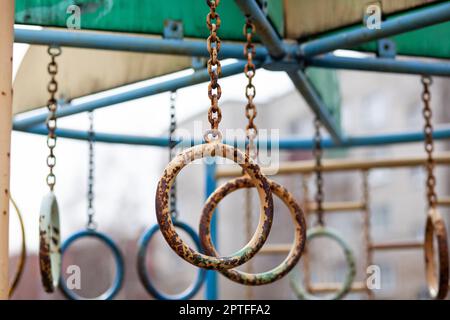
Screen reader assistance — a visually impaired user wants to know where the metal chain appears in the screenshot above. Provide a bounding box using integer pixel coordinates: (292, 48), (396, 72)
(421, 75), (437, 209)
(244, 16), (258, 160)
(361, 170), (374, 299)
(87, 111), (97, 230)
(45, 46), (62, 191)
(169, 91), (179, 220)
(206, 0), (222, 133)
(313, 117), (324, 226)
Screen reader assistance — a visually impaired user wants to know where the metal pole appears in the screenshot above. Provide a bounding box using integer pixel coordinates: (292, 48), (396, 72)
(307, 55), (450, 77)
(216, 151), (450, 177)
(205, 161), (218, 300)
(0, 0), (14, 300)
(14, 28), (269, 61)
(234, 0), (286, 59)
(13, 125), (450, 150)
(299, 2), (450, 57)
(13, 61), (255, 129)
(287, 69), (343, 143)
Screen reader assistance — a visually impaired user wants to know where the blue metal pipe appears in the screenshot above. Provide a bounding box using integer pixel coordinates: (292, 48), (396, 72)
(13, 61), (255, 129)
(287, 69), (343, 144)
(14, 28), (269, 60)
(306, 55), (450, 77)
(234, 0), (286, 59)
(204, 162), (218, 300)
(299, 2), (450, 57)
(14, 124), (450, 150)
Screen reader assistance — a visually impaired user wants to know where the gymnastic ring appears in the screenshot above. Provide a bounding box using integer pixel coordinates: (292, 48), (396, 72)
(199, 176), (307, 285)
(58, 229), (125, 300)
(137, 221), (206, 299)
(39, 192), (61, 293)
(289, 226), (356, 300)
(424, 208), (449, 300)
(8, 196), (26, 298)
(155, 141), (274, 270)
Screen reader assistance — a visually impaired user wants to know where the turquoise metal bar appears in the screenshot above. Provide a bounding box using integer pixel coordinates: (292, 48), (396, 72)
(14, 124), (450, 150)
(205, 161), (218, 300)
(13, 60), (256, 129)
(299, 2), (450, 57)
(306, 55), (450, 77)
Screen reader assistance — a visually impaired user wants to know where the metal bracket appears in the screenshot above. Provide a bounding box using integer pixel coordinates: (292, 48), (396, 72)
(163, 20), (183, 39)
(377, 39), (397, 59)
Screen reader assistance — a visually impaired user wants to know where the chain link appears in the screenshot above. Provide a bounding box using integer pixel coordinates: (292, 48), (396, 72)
(244, 17), (258, 160)
(206, 0), (222, 133)
(169, 91), (179, 220)
(86, 111), (97, 230)
(45, 46), (61, 191)
(421, 75), (437, 209)
(313, 117), (324, 226)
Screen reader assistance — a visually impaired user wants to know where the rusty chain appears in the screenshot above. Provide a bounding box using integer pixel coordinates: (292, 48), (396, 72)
(206, 0), (222, 135)
(421, 76), (437, 209)
(313, 117), (324, 226)
(45, 46), (61, 191)
(169, 91), (179, 220)
(244, 17), (257, 160)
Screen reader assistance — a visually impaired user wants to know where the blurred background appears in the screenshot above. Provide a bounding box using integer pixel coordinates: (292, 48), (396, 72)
(7, 41), (450, 299)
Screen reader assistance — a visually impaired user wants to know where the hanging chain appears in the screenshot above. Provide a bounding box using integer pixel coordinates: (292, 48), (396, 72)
(421, 75), (437, 209)
(169, 91), (179, 220)
(45, 46), (62, 191)
(244, 16), (258, 160)
(206, 0), (222, 134)
(86, 111), (97, 230)
(313, 117), (324, 226)
(361, 170), (374, 299)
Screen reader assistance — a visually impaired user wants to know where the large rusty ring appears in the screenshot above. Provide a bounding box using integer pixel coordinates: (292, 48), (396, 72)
(8, 196), (26, 298)
(39, 192), (61, 293)
(155, 142), (274, 270)
(199, 176), (307, 285)
(424, 208), (449, 300)
(289, 226), (356, 300)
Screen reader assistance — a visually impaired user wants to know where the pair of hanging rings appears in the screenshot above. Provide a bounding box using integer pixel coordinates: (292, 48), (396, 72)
(155, 138), (308, 285)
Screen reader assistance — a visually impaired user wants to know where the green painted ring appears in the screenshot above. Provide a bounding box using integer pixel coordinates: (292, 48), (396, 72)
(39, 192), (61, 293)
(289, 226), (356, 300)
(199, 176), (307, 285)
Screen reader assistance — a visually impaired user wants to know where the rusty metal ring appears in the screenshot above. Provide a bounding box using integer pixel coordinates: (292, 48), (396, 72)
(39, 192), (61, 293)
(155, 142), (274, 270)
(424, 208), (449, 299)
(8, 196), (26, 298)
(199, 176), (307, 285)
(289, 226), (356, 300)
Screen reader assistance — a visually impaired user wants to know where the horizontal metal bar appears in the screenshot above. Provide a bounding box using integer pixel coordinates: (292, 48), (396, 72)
(307, 201), (365, 213)
(370, 241), (423, 251)
(14, 27), (270, 60)
(309, 282), (368, 294)
(299, 2), (450, 57)
(307, 55), (450, 77)
(234, 0), (285, 59)
(258, 244), (291, 255)
(216, 150), (450, 177)
(13, 126), (450, 151)
(287, 69), (343, 144)
(437, 197), (450, 207)
(13, 61), (253, 129)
